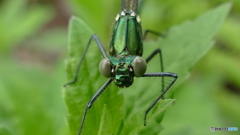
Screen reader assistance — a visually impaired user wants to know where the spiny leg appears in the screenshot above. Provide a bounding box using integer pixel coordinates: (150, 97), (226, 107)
(143, 29), (166, 94)
(145, 49), (164, 94)
(78, 78), (113, 135)
(141, 72), (178, 126)
(64, 34), (107, 87)
(143, 30), (166, 40)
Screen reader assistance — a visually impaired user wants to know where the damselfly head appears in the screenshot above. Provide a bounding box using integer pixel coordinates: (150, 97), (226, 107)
(114, 64), (134, 88)
(99, 56), (147, 88)
(99, 57), (135, 88)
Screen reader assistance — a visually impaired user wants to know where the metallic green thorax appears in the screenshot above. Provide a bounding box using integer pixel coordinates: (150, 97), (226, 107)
(109, 12), (143, 57)
(107, 11), (144, 88)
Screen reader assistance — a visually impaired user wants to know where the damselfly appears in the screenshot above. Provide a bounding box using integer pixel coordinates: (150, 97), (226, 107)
(64, 0), (178, 134)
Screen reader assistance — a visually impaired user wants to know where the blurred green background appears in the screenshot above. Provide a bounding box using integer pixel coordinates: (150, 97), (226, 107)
(0, 0), (239, 135)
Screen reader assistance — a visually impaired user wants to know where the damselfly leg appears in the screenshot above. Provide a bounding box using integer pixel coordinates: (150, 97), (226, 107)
(142, 30), (176, 124)
(143, 30), (166, 40)
(64, 34), (114, 135)
(78, 78), (113, 135)
(64, 34), (107, 87)
(142, 72), (177, 126)
(144, 30), (166, 95)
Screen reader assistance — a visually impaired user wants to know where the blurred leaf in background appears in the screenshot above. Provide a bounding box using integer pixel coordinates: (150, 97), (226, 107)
(0, 0), (51, 54)
(0, 0), (69, 135)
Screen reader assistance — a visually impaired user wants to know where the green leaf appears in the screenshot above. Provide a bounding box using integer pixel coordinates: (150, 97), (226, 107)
(64, 2), (231, 135)
(161, 2), (232, 87)
(122, 2), (231, 116)
(63, 17), (124, 135)
(119, 99), (175, 135)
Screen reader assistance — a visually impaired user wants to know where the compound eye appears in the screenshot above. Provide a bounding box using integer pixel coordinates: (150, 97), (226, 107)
(132, 56), (147, 77)
(99, 58), (112, 78)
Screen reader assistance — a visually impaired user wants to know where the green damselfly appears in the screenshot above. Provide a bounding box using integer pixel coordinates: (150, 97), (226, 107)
(64, 0), (178, 134)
